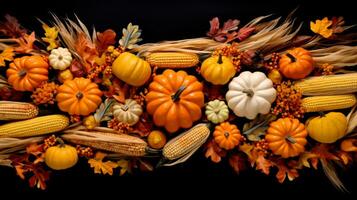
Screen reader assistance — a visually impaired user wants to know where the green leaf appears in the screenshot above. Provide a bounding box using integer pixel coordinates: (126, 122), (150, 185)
(93, 98), (115, 123)
(119, 23), (142, 50)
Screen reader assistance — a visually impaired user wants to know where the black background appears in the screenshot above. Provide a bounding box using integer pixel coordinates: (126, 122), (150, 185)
(0, 0), (357, 198)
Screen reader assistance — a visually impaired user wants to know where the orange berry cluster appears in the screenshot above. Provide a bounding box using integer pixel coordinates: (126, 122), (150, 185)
(70, 114), (81, 123)
(272, 81), (305, 119)
(76, 145), (94, 158)
(87, 65), (106, 80)
(31, 82), (59, 105)
(314, 63), (334, 76)
(213, 43), (242, 72)
(43, 135), (57, 150)
(254, 139), (270, 156)
(132, 93), (146, 107)
(264, 53), (280, 71)
(107, 119), (131, 133)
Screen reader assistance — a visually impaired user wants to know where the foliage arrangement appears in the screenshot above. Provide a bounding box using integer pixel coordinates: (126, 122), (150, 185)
(0, 12), (357, 192)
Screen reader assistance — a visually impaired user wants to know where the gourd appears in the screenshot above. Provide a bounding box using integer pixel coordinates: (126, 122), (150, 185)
(200, 55), (236, 85)
(213, 122), (241, 150)
(279, 47), (314, 79)
(205, 100), (229, 124)
(45, 138), (78, 170)
(113, 99), (143, 126)
(49, 47), (73, 70)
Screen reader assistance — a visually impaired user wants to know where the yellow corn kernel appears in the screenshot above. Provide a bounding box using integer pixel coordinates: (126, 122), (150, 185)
(0, 101), (38, 120)
(302, 94), (356, 112)
(146, 52), (199, 68)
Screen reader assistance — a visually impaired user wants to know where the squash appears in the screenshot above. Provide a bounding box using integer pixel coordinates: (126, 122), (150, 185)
(56, 78), (102, 116)
(146, 69), (204, 133)
(205, 100), (229, 124)
(112, 52), (151, 86)
(340, 139), (357, 152)
(58, 69), (73, 83)
(6, 56), (49, 91)
(268, 69), (282, 84)
(201, 55), (236, 85)
(113, 99), (143, 126)
(226, 71), (277, 119)
(279, 47), (314, 79)
(213, 122), (241, 150)
(148, 130), (167, 149)
(49, 47), (73, 70)
(266, 118), (307, 158)
(45, 138), (78, 170)
(306, 112), (347, 143)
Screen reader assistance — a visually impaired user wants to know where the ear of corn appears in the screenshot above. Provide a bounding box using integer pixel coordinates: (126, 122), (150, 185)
(0, 115), (69, 138)
(146, 52), (199, 68)
(162, 123), (210, 161)
(302, 94), (357, 112)
(62, 130), (149, 157)
(0, 101), (38, 120)
(294, 73), (357, 96)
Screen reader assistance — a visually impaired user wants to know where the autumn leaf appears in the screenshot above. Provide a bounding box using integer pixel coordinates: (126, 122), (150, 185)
(298, 152), (319, 169)
(14, 32), (36, 54)
(275, 160), (299, 183)
(75, 33), (98, 72)
(138, 159), (154, 172)
(117, 159), (129, 176)
(96, 29), (116, 54)
(206, 17), (240, 42)
(88, 152), (119, 175)
(310, 17), (333, 38)
(131, 114), (153, 137)
(239, 142), (256, 165)
(0, 14), (27, 38)
(41, 23), (59, 51)
(0, 48), (14, 67)
(119, 23), (142, 50)
(255, 152), (272, 175)
(229, 154), (246, 174)
(236, 27), (255, 41)
(207, 17), (220, 38)
(205, 139), (226, 163)
(26, 143), (45, 164)
(203, 84), (225, 100)
(28, 165), (50, 190)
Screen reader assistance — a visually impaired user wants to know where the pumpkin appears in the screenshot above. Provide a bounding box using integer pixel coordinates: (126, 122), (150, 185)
(148, 130), (167, 149)
(205, 100), (229, 124)
(201, 55), (236, 85)
(58, 69), (73, 83)
(226, 71), (277, 119)
(306, 112), (347, 143)
(213, 122), (241, 150)
(6, 56), (49, 91)
(56, 78), (102, 116)
(266, 118), (307, 158)
(279, 47), (314, 79)
(45, 139), (78, 170)
(49, 47), (73, 70)
(146, 69), (204, 133)
(340, 139), (357, 152)
(113, 99), (143, 126)
(112, 52), (151, 86)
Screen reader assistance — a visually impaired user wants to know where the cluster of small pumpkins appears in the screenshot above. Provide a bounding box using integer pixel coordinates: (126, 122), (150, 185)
(4, 41), (349, 169)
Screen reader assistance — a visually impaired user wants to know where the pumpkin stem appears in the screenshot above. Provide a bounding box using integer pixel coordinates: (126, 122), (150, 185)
(76, 92), (84, 100)
(319, 111), (326, 117)
(121, 104), (129, 111)
(286, 53), (296, 62)
(242, 89), (254, 97)
(217, 54), (223, 64)
(224, 131), (230, 138)
(56, 138), (66, 148)
(18, 69), (27, 77)
(171, 86), (186, 102)
(285, 135), (296, 144)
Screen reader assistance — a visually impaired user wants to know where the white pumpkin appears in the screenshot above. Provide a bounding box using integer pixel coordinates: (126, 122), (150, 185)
(49, 47), (73, 70)
(113, 99), (143, 126)
(226, 71), (276, 119)
(205, 100), (229, 124)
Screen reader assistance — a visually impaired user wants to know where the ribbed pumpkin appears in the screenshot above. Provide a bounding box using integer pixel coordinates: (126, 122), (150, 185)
(205, 100), (229, 124)
(266, 118), (307, 158)
(213, 122), (241, 150)
(306, 112), (347, 143)
(279, 47), (314, 79)
(146, 69), (204, 133)
(201, 55), (236, 85)
(56, 78), (102, 116)
(45, 139), (78, 170)
(6, 56), (49, 91)
(112, 52), (151, 86)
(113, 99), (143, 126)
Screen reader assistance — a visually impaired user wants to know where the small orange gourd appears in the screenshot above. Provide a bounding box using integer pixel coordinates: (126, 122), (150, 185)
(213, 122), (241, 150)
(279, 47), (314, 79)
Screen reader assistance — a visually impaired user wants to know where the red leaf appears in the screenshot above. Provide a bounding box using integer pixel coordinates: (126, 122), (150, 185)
(0, 14), (27, 38)
(207, 17), (220, 37)
(28, 166), (50, 190)
(203, 84), (225, 100)
(222, 19), (240, 33)
(229, 154), (246, 174)
(96, 29), (116, 54)
(206, 17), (240, 42)
(131, 113), (153, 137)
(236, 27), (255, 41)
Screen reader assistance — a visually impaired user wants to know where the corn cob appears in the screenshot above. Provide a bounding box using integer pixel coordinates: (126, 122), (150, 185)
(0, 115), (69, 138)
(146, 52), (199, 68)
(0, 101), (38, 120)
(302, 94), (356, 112)
(62, 130), (149, 157)
(295, 73), (357, 96)
(163, 123), (210, 161)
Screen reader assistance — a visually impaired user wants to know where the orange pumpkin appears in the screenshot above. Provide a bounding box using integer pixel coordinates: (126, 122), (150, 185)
(6, 56), (49, 91)
(266, 118), (307, 158)
(146, 69), (204, 133)
(279, 47), (314, 79)
(56, 78), (102, 116)
(213, 122), (241, 150)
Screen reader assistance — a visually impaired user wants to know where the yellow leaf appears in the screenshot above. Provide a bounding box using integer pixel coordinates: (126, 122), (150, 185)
(239, 143), (254, 161)
(41, 23), (59, 51)
(310, 17), (333, 38)
(88, 152), (118, 175)
(94, 53), (106, 65)
(298, 152), (318, 168)
(117, 159), (129, 176)
(0, 48), (14, 67)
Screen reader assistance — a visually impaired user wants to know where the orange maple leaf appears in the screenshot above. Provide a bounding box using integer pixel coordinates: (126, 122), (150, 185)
(275, 160), (299, 183)
(14, 32), (36, 53)
(228, 154), (246, 174)
(255, 152), (272, 175)
(0, 48), (14, 67)
(88, 152), (118, 175)
(75, 33), (98, 72)
(205, 139), (226, 163)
